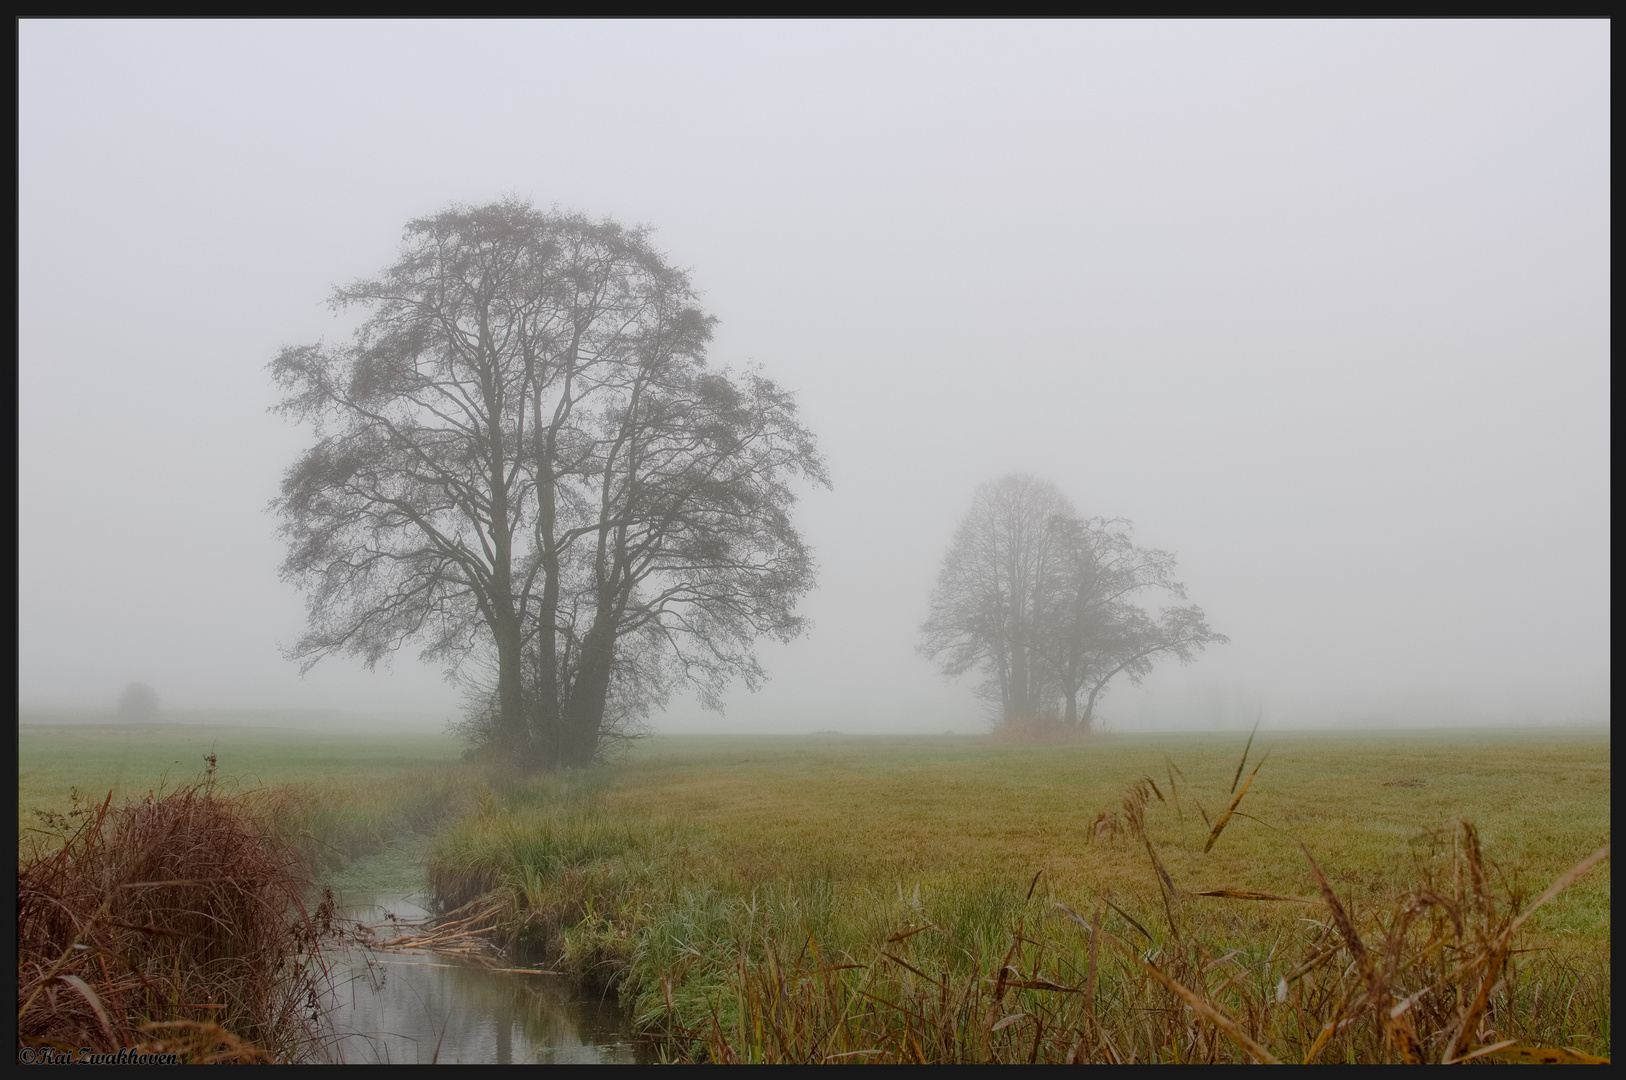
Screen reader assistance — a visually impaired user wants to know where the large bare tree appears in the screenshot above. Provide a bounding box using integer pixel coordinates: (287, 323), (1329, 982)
(272, 199), (824, 768)
(541, 309), (825, 767)
(271, 200), (550, 753)
(919, 475), (1225, 732)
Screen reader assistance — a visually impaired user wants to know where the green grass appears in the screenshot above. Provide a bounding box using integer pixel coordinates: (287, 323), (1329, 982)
(18, 723), (462, 815)
(18, 723), (1611, 1061)
(599, 729), (1610, 939)
(18, 723), (472, 871)
(425, 728), (1610, 1062)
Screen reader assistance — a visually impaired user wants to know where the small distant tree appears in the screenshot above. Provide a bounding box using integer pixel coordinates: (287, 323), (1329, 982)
(918, 475), (1071, 727)
(1036, 516), (1227, 731)
(919, 475), (1226, 733)
(117, 682), (159, 721)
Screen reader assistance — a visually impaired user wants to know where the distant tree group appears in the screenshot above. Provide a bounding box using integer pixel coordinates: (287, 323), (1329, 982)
(117, 682), (159, 721)
(919, 475), (1225, 733)
(271, 199), (825, 770)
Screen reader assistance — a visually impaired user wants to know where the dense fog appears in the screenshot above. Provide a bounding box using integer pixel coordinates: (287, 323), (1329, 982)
(18, 20), (1608, 732)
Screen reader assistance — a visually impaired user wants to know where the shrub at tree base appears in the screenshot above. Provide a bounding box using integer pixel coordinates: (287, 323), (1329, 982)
(16, 779), (336, 1062)
(990, 707), (1103, 745)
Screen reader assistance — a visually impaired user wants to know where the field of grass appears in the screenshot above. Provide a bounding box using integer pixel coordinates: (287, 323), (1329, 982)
(18, 723), (471, 870)
(17, 722), (465, 806)
(18, 723), (463, 812)
(602, 730), (1607, 924)
(426, 728), (1610, 1062)
(17, 723), (1610, 1062)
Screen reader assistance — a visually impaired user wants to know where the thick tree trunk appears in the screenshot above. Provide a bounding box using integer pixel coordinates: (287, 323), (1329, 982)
(486, 412), (527, 762)
(530, 470), (563, 764)
(1080, 681), (1108, 734)
(1063, 690), (1079, 729)
(560, 616), (614, 767)
(1008, 630), (1029, 717)
(1006, 625), (1040, 726)
(529, 353), (577, 767)
(492, 598), (528, 755)
(562, 388), (636, 768)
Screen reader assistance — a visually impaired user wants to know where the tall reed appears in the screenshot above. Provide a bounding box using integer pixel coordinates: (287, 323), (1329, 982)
(16, 773), (339, 1062)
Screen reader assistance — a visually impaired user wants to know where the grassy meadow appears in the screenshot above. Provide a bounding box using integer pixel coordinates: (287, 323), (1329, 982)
(603, 729), (1609, 929)
(18, 722), (462, 814)
(17, 722), (1611, 1062)
(430, 727), (1609, 1062)
(17, 723), (472, 871)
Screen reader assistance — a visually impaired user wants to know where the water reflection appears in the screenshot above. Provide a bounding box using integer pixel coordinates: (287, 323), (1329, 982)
(317, 893), (639, 1064)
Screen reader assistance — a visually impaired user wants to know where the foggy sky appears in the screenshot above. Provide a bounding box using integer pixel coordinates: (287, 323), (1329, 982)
(18, 20), (1610, 732)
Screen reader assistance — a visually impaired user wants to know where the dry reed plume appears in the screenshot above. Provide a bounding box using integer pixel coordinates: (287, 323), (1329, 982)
(16, 768), (338, 1062)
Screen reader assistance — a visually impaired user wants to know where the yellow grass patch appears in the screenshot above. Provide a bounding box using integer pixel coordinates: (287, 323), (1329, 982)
(426, 728), (1608, 1062)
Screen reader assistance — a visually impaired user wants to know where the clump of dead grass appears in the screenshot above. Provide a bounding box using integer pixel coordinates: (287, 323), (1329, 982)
(16, 770), (338, 1062)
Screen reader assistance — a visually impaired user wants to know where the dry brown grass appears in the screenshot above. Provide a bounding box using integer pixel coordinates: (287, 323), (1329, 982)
(675, 806), (1608, 1064)
(16, 768), (339, 1062)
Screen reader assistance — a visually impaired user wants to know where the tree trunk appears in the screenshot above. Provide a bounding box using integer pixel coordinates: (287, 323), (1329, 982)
(1080, 681), (1109, 734)
(1007, 623), (1036, 726)
(492, 600), (528, 755)
(530, 468), (563, 764)
(529, 344), (578, 768)
(1063, 690), (1079, 729)
(560, 616), (614, 767)
(480, 336), (528, 760)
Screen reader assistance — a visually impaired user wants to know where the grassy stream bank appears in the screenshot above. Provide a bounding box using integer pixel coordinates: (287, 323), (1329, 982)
(19, 725), (1610, 1063)
(426, 730), (1610, 1063)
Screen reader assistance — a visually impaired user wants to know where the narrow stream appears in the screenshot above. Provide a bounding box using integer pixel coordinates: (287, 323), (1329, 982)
(315, 892), (643, 1064)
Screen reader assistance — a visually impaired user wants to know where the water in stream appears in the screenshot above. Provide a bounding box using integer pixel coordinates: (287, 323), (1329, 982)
(315, 892), (642, 1064)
